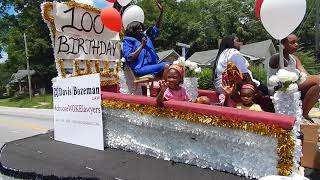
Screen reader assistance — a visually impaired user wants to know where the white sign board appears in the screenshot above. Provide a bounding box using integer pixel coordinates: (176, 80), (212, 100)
(53, 73), (104, 150)
(52, 2), (120, 60)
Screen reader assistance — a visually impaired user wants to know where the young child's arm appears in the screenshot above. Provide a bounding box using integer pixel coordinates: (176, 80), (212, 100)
(195, 96), (210, 104)
(156, 80), (168, 106)
(222, 83), (237, 107)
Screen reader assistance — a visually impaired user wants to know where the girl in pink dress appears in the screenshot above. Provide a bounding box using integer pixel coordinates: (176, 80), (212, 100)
(156, 65), (209, 106)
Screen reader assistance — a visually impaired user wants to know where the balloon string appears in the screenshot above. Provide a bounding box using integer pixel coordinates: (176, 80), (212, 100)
(279, 40), (284, 69)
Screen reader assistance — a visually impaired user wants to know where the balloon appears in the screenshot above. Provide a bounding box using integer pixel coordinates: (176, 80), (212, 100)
(255, 0), (263, 20)
(106, 0), (116, 3)
(260, 0), (306, 40)
(100, 7), (123, 32)
(122, 5), (145, 30)
(117, 0), (132, 7)
(259, 175), (309, 180)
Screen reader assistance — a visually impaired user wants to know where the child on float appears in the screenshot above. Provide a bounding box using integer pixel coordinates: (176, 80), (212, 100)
(236, 83), (263, 112)
(156, 64), (210, 106)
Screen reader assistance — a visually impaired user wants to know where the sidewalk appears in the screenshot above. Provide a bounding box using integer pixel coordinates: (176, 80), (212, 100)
(0, 106), (53, 120)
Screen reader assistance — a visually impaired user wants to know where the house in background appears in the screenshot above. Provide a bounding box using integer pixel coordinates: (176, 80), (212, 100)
(157, 49), (180, 63)
(240, 39), (277, 68)
(187, 49), (218, 66)
(8, 69), (37, 96)
(188, 39), (276, 69)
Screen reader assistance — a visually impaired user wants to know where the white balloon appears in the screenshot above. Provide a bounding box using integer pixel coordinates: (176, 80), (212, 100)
(118, 0), (132, 7)
(259, 175), (309, 180)
(260, 0), (306, 40)
(122, 5), (145, 30)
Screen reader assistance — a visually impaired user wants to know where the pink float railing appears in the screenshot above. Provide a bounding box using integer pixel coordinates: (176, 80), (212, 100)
(101, 91), (295, 129)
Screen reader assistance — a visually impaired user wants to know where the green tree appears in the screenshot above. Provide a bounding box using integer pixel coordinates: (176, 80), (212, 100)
(297, 49), (320, 75)
(135, 0), (317, 59)
(136, 0), (273, 56)
(295, 0), (317, 49)
(0, 0), (57, 91)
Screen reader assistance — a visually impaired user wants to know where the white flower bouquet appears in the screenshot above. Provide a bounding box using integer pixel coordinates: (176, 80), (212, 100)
(114, 58), (126, 71)
(269, 69), (307, 92)
(173, 57), (201, 77)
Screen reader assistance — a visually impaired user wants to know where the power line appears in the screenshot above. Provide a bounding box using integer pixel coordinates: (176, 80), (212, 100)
(315, 0), (320, 61)
(296, 0), (316, 36)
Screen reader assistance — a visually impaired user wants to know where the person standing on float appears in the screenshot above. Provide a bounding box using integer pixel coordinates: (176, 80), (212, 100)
(122, 0), (170, 77)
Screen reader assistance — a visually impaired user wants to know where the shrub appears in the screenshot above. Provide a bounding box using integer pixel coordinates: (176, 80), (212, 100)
(250, 65), (267, 85)
(296, 50), (320, 75)
(197, 67), (214, 90)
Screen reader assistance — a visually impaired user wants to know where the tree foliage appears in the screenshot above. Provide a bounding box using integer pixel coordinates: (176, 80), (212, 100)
(136, 0), (318, 58)
(0, 0), (58, 92)
(296, 0), (317, 48)
(0, 0), (318, 95)
(136, 0), (273, 56)
(297, 49), (320, 75)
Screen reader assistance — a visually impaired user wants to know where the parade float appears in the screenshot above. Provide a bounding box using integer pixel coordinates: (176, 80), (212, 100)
(34, 0), (314, 179)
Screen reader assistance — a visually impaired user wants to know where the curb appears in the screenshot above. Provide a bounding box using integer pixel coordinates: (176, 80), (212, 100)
(0, 107), (53, 120)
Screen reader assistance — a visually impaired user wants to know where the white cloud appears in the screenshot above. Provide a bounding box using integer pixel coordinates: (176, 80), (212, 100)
(74, 0), (94, 6)
(74, 0), (112, 9)
(0, 51), (8, 63)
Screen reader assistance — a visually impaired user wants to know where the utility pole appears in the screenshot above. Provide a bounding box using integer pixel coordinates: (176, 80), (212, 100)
(316, 0), (320, 61)
(24, 33), (32, 100)
(176, 42), (191, 58)
(176, 42), (191, 80)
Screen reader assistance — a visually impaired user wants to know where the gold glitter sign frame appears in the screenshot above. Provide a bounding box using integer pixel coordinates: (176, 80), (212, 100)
(41, 2), (120, 85)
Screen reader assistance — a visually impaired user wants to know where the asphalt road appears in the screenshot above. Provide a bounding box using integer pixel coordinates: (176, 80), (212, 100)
(0, 107), (53, 148)
(0, 107), (53, 179)
(0, 114), (53, 148)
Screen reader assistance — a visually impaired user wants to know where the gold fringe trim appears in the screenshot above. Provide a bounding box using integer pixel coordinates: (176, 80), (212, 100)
(101, 100), (294, 176)
(100, 71), (118, 78)
(42, 3), (54, 24)
(73, 60), (81, 76)
(57, 59), (66, 78)
(94, 61), (100, 73)
(65, 2), (101, 14)
(103, 61), (110, 71)
(100, 61), (118, 78)
(101, 80), (119, 86)
(85, 60), (92, 74)
(42, 3), (55, 34)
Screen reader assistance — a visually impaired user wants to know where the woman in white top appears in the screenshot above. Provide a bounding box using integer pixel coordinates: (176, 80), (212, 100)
(213, 35), (273, 112)
(212, 35), (251, 106)
(213, 35), (250, 92)
(268, 34), (320, 122)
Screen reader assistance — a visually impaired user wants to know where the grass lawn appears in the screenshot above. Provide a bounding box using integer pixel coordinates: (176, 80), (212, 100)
(0, 94), (53, 109)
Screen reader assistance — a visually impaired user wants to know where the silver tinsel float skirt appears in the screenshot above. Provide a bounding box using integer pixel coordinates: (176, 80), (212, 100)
(103, 108), (278, 179)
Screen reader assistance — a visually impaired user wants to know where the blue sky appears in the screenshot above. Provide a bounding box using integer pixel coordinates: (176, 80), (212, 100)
(7, 6), (16, 15)
(0, 6), (16, 63)
(75, 0), (112, 9)
(94, 0), (112, 9)
(0, 51), (8, 63)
